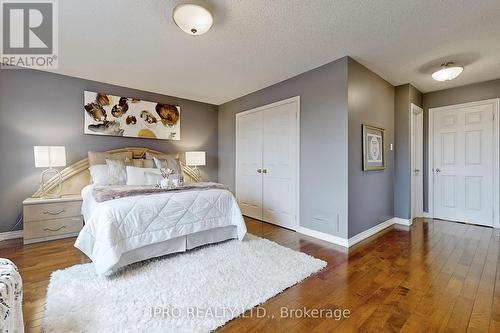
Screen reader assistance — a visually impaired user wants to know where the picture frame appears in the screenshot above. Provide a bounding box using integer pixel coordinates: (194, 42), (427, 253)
(362, 124), (386, 171)
(83, 91), (181, 141)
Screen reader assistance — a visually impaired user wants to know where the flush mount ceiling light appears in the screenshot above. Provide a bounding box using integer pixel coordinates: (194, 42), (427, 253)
(431, 62), (464, 82)
(173, 3), (213, 35)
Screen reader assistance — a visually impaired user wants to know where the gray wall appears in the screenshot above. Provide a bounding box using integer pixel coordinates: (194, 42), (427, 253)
(0, 69), (218, 232)
(347, 58), (395, 237)
(422, 79), (500, 211)
(394, 84), (422, 219)
(410, 85), (423, 108)
(219, 57), (349, 238)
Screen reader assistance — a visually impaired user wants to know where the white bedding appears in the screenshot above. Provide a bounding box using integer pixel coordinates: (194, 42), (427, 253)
(76, 185), (246, 274)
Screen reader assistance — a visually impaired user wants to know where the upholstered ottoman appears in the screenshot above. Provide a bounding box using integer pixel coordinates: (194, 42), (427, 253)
(0, 259), (23, 333)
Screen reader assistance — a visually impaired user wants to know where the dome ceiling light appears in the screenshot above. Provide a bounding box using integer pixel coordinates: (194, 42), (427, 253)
(172, 3), (213, 36)
(431, 62), (464, 82)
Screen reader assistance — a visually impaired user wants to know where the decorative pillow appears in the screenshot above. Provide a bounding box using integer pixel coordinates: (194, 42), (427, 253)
(131, 159), (144, 168)
(144, 172), (164, 186)
(88, 151), (133, 166)
(89, 165), (109, 186)
(145, 152), (180, 170)
(143, 159), (155, 168)
(126, 166), (161, 186)
(106, 159), (127, 185)
(153, 157), (182, 176)
(145, 152), (179, 161)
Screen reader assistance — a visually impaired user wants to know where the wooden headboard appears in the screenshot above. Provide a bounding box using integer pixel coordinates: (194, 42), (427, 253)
(32, 147), (201, 198)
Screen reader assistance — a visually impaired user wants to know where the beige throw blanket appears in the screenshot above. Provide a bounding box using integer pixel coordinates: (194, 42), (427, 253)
(93, 182), (227, 203)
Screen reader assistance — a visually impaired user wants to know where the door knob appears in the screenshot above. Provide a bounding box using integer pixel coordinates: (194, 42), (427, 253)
(257, 169), (262, 173)
(414, 169), (420, 174)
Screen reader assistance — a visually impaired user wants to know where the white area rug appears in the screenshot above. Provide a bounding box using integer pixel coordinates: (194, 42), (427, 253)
(43, 235), (326, 333)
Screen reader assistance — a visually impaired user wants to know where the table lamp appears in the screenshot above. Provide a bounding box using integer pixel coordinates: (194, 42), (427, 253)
(185, 151), (206, 180)
(34, 146), (66, 198)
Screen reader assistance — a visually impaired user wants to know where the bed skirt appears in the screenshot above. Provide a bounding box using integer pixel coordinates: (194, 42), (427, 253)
(104, 225), (238, 273)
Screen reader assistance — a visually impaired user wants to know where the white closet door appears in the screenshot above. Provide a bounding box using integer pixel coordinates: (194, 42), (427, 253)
(236, 111), (263, 220)
(262, 101), (298, 229)
(433, 104), (494, 226)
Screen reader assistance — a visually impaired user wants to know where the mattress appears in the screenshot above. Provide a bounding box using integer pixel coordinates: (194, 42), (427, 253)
(76, 185), (247, 274)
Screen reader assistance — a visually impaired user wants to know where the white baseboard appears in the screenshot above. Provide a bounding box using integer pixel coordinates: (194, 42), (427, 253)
(297, 217), (412, 248)
(348, 218), (396, 246)
(0, 230), (23, 241)
(296, 226), (348, 247)
(392, 217), (412, 226)
(422, 212), (432, 218)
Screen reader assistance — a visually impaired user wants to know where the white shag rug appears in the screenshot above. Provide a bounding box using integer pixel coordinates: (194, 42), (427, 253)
(43, 235), (326, 333)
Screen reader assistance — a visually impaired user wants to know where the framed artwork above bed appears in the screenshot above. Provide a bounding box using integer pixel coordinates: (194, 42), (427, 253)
(83, 91), (181, 140)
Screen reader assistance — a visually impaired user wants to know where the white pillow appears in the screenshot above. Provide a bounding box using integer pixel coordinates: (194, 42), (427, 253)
(106, 159), (127, 185)
(126, 166), (161, 185)
(89, 165), (109, 186)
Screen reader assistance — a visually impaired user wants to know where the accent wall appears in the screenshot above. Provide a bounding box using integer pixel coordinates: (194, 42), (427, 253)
(0, 69), (218, 232)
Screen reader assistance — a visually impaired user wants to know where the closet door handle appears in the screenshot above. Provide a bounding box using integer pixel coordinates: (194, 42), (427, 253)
(262, 169), (267, 174)
(257, 169), (262, 173)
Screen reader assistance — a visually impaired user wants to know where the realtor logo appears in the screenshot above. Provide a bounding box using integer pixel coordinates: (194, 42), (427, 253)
(1, 0), (58, 69)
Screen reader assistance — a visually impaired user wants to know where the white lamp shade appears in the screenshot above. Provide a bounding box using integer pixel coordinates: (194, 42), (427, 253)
(34, 146), (66, 168)
(185, 151), (206, 166)
(173, 4), (213, 35)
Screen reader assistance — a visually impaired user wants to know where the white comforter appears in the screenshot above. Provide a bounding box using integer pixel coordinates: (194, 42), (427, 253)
(75, 185), (246, 274)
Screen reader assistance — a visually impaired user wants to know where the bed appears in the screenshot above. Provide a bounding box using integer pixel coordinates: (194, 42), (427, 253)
(33, 147), (247, 275)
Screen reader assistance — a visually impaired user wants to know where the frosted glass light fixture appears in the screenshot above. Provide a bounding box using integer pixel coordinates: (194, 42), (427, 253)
(432, 62), (464, 82)
(173, 4), (213, 35)
(34, 146), (66, 198)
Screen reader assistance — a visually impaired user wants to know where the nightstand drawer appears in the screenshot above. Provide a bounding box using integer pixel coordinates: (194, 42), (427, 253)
(24, 216), (83, 240)
(23, 201), (82, 222)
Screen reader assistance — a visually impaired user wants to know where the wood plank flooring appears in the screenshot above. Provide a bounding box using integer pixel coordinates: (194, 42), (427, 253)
(1, 217), (499, 332)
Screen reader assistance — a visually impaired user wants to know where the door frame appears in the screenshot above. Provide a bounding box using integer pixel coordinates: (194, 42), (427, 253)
(428, 98), (500, 228)
(235, 96), (301, 230)
(410, 103), (424, 219)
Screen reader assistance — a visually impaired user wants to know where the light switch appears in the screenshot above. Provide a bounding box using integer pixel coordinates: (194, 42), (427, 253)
(390, 143), (393, 151)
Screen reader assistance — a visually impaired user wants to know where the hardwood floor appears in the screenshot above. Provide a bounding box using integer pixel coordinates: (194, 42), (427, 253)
(1, 217), (499, 332)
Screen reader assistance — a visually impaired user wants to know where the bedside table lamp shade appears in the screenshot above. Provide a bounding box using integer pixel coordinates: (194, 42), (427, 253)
(34, 146), (66, 168)
(185, 151), (205, 180)
(34, 146), (66, 198)
(185, 151), (206, 167)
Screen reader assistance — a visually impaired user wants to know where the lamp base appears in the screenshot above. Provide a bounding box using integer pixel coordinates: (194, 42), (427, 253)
(40, 168), (62, 198)
(192, 166), (202, 182)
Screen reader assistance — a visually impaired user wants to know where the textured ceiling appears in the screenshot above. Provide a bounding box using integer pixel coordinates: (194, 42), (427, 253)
(49, 0), (500, 104)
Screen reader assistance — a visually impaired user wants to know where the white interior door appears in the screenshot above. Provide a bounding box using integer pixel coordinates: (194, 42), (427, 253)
(433, 103), (494, 226)
(411, 105), (424, 218)
(262, 100), (298, 229)
(236, 111), (263, 220)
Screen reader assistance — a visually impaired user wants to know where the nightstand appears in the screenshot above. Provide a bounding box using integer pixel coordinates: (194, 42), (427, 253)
(23, 195), (83, 244)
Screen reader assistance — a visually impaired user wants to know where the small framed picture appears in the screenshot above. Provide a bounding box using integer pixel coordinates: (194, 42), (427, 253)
(362, 124), (386, 171)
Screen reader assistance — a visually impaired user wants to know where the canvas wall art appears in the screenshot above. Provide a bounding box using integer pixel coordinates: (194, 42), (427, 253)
(362, 124), (386, 171)
(83, 91), (180, 140)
